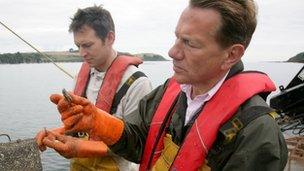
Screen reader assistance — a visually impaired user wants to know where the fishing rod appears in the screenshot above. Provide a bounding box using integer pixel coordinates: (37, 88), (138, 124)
(0, 21), (74, 79)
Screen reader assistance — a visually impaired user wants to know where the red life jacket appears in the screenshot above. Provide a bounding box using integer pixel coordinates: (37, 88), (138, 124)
(139, 72), (276, 171)
(74, 55), (143, 113)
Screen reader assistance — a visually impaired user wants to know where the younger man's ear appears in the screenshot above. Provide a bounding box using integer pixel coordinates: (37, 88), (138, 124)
(221, 44), (244, 70)
(105, 31), (115, 45)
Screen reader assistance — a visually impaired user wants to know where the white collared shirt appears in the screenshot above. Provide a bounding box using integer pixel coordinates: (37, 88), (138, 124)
(86, 68), (105, 104)
(180, 71), (229, 125)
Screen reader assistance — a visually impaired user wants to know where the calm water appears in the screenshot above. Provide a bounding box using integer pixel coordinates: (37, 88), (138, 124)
(0, 61), (303, 170)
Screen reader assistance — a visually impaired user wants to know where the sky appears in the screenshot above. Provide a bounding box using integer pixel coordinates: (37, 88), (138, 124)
(0, 0), (303, 62)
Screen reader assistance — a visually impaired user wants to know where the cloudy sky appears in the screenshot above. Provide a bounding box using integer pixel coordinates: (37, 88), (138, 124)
(0, 0), (303, 62)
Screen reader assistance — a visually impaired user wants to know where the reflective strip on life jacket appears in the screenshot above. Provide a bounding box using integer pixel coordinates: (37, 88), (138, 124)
(140, 72), (276, 171)
(74, 55), (143, 113)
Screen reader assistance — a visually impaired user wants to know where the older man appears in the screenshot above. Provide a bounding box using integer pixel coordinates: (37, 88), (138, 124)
(43, 0), (288, 170)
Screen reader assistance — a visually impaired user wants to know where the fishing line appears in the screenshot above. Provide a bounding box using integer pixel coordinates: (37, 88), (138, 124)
(0, 21), (74, 79)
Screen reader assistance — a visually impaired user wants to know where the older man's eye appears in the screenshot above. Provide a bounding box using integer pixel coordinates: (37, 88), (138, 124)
(183, 39), (197, 48)
(183, 39), (190, 45)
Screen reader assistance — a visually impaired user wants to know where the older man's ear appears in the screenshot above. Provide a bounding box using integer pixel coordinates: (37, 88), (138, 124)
(221, 44), (244, 70)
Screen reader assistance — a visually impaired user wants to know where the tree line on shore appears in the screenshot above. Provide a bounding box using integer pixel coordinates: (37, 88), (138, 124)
(0, 52), (168, 64)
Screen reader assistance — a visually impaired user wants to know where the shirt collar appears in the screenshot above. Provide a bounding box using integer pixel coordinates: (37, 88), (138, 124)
(90, 67), (104, 75)
(90, 68), (106, 82)
(180, 71), (229, 102)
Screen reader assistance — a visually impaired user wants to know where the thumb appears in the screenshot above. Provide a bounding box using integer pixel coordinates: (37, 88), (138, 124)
(50, 94), (64, 105)
(70, 93), (91, 106)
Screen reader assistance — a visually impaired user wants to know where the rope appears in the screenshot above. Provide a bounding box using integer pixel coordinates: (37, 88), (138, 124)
(0, 21), (74, 79)
(0, 133), (11, 142)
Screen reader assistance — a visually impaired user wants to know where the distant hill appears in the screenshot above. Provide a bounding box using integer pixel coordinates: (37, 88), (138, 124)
(287, 52), (304, 63)
(0, 51), (82, 64)
(134, 53), (168, 61)
(0, 51), (167, 64)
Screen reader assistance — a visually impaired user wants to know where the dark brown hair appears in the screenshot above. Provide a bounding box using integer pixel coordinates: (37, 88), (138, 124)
(69, 5), (115, 42)
(190, 0), (257, 49)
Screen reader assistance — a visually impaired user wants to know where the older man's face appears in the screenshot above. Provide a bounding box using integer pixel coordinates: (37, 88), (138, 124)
(168, 7), (229, 87)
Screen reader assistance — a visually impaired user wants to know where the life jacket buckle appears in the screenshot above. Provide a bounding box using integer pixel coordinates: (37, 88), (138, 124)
(222, 118), (244, 144)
